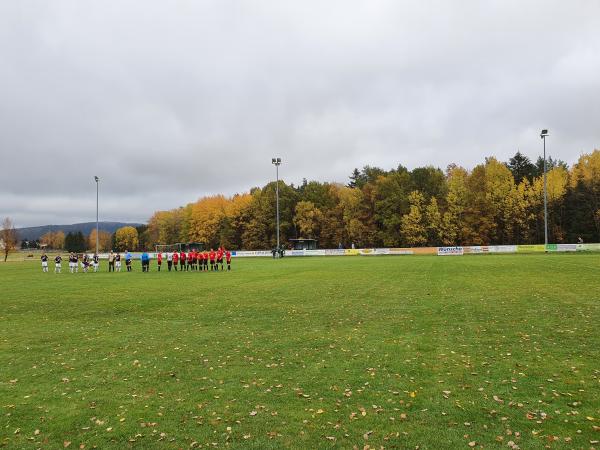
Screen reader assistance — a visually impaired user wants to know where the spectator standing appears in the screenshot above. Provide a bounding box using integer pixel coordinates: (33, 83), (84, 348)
(108, 251), (115, 272)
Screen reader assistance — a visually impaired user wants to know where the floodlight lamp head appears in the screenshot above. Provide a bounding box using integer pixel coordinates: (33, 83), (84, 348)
(94, 176), (99, 182)
(540, 129), (548, 138)
(271, 157), (281, 165)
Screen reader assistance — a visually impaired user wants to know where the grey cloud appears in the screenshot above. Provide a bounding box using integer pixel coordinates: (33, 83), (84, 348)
(1, 0), (599, 227)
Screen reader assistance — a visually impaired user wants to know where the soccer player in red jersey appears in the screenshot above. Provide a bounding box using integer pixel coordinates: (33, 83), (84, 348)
(203, 251), (208, 271)
(209, 248), (216, 271)
(217, 247), (224, 271)
(179, 250), (186, 271)
(172, 251), (179, 271)
(187, 250), (193, 271)
(157, 252), (163, 271)
(225, 250), (232, 271)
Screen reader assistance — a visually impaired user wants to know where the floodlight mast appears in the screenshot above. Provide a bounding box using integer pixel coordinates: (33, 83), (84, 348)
(271, 158), (282, 253)
(94, 176), (99, 255)
(540, 130), (548, 250)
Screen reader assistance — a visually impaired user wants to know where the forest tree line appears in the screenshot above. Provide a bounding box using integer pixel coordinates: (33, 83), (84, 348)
(14, 149), (599, 253)
(143, 150), (600, 250)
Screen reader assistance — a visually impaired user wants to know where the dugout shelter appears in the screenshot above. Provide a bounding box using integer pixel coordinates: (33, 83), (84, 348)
(289, 238), (317, 250)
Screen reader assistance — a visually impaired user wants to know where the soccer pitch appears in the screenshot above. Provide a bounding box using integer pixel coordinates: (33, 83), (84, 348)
(1, 255), (599, 449)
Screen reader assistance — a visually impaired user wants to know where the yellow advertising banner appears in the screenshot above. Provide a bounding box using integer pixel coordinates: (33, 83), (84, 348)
(517, 245), (545, 252)
(344, 249), (360, 256)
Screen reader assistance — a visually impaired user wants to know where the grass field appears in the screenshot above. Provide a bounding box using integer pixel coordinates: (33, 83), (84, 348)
(1, 254), (599, 449)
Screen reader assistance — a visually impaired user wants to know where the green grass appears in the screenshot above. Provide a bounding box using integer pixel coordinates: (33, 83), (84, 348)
(1, 255), (599, 449)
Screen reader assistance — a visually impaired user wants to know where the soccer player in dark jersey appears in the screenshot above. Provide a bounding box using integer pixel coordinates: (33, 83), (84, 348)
(226, 250), (231, 271)
(82, 254), (90, 273)
(41, 253), (49, 272)
(54, 254), (62, 273)
(69, 252), (76, 273)
(115, 253), (122, 272)
(92, 253), (99, 272)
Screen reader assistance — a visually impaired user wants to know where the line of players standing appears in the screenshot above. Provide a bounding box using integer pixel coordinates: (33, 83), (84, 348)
(157, 248), (232, 272)
(40, 248), (232, 273)
(40, 252), (101, 273)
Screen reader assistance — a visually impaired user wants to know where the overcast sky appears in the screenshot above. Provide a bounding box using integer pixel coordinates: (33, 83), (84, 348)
(1, 1), (599, 227)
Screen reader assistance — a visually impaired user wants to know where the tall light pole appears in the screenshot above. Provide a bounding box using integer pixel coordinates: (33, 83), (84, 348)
(271, 158), (281, 252)
(540, 129), (548, 249)
(94, 176), (99, 255)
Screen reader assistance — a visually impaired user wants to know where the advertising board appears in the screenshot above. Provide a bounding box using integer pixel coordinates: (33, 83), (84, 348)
(437, 246), (464, 256)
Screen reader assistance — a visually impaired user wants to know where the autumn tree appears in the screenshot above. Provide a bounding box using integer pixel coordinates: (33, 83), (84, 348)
(114, 226), (139, 251)
(293, 201), (323, 238)
(88, 229), (112, 252)
(441, 166), (468, 245)
(1, 217), (18, 262)
(425, 197), (443, 245)
(373, 168), (411, 246)
(40, 231), (65, 249)
(400, 191), (427, 246)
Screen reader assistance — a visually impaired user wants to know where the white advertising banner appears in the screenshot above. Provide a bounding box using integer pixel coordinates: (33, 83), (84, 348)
(466, 246), (488, 254)
(487, 245), (517, 253)
(437, 246), (464, 256)
(389, 248), (414, 255)
(233, 250), (272, 257)
(557, 244), (577, 252)
(577, 243), (600, 251)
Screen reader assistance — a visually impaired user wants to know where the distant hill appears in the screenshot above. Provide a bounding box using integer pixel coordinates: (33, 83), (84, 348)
(16, 222), (144, 241)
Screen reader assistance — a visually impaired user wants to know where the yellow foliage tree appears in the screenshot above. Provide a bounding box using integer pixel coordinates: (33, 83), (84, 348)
(294, 201), (323, 238)
(114, 226), (139, 251)
(40, 231), (66, 249)
(88, 229), (112, 252)
(401, 191), (427, 246)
